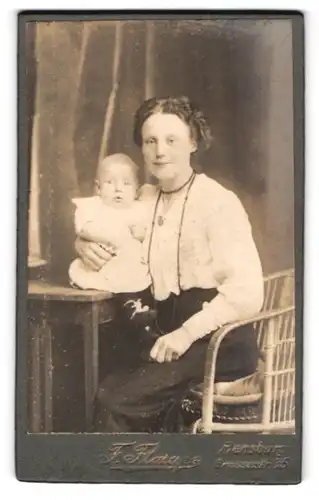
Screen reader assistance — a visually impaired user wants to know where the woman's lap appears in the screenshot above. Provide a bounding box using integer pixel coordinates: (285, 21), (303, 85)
(94, 288), (259, 432)
(95, 324), (258, 431)
(94, 336), (209, 431)
(97, 336), (209, 415)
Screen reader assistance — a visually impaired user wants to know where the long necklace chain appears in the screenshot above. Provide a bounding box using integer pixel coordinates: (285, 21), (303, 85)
(147, 171), (197, 297)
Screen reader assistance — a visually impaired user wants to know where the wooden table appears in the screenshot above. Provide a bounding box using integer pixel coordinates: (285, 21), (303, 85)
(28, 281), (115, 432)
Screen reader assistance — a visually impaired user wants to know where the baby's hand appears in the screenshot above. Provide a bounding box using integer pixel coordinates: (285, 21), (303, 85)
(130, 224), (146, 242)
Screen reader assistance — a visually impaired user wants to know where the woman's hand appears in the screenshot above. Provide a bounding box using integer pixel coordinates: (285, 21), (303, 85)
(75, 237), (115, 271)
(149, 327), (194, 363)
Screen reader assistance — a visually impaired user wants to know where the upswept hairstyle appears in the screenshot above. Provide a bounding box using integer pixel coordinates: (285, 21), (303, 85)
(133, 96), (212, 151)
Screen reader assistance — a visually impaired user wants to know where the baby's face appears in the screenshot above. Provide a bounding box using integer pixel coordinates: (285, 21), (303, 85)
(97, 161), (138, 208)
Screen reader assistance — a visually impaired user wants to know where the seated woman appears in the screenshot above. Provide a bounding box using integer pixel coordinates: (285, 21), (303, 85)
(75, 95), (264, 433)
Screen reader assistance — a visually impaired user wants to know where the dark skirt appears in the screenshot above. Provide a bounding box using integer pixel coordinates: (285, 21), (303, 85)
(93, 287), (259, 432)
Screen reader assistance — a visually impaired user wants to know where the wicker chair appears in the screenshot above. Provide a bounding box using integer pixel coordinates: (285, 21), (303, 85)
(189, 268), (295, 434)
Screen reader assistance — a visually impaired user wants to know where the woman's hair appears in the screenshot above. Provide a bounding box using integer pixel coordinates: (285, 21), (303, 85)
(133, 96), (212, 151)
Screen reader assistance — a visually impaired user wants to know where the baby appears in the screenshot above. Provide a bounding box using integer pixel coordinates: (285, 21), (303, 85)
(69, 154), (158, 349)
(69, 153), (151, 295)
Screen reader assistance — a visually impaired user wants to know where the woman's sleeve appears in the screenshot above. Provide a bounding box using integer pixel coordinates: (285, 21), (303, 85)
(183, 192), (264, 341)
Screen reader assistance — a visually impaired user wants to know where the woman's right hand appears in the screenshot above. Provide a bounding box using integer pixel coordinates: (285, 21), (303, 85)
(75, 237), (115, 271)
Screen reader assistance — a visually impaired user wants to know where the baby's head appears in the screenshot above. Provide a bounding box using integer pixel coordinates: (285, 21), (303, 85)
(96, 154), (139, 208)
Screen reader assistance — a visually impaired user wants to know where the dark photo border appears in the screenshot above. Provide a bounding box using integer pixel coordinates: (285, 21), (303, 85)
(16, 10), (304, 484)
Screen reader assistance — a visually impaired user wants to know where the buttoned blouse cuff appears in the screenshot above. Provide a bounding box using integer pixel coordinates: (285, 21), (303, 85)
(182, 304), (219, 342)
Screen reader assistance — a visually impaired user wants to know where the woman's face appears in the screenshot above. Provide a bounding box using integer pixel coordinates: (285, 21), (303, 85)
(141, 113), (197, 182)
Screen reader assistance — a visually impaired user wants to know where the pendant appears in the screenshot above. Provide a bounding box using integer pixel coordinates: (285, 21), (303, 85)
(158, 215), (165, 226)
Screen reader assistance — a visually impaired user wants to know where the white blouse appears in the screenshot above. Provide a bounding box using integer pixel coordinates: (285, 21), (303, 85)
(146, 190), (187, 299)
(142, 173), (264, 341)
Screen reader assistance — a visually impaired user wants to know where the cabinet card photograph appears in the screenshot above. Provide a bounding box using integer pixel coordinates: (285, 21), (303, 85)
(16, 12), (303, 484)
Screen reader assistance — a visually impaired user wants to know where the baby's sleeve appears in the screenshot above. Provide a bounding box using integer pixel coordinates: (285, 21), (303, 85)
(72, 197), (98, 235)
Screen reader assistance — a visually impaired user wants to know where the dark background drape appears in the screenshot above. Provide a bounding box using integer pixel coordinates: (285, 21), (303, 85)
(26, 19), (294, 431)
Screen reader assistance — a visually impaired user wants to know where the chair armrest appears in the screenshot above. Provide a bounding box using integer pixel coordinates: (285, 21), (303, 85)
(200, 306), (294, 433)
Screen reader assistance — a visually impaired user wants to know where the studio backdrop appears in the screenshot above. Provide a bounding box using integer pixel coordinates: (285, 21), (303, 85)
(27, 19), (294, 284)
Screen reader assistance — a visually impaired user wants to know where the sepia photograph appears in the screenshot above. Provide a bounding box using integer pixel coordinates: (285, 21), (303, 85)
(16, 12), (303, 483)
